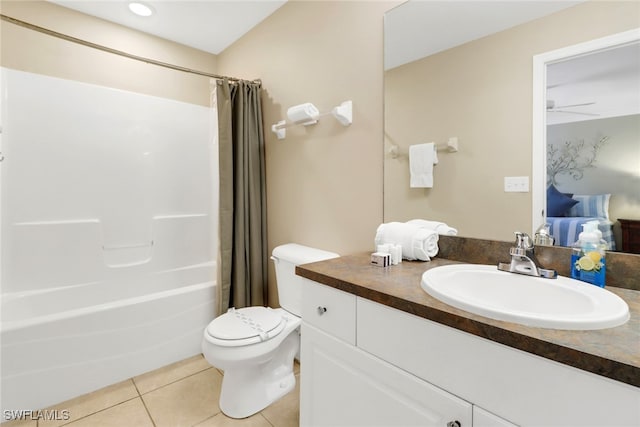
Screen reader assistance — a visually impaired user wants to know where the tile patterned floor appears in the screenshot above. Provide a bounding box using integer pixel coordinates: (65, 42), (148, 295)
(2, 355), (300, 427)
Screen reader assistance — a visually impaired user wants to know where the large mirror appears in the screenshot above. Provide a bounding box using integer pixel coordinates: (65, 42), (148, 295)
(384, 0), (640, 253)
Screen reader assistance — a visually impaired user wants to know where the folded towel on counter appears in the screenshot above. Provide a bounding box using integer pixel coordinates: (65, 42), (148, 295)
(375, 222), (439, 261)
(409, 143), (438, 188)
(407, 219), (458, 236)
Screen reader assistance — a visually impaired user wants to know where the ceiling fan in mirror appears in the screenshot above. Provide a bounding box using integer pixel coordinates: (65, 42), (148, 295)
(546, 99), (599, 116)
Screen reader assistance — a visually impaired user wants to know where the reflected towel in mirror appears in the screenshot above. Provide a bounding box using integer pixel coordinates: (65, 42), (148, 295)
(409, 143), (438, 188)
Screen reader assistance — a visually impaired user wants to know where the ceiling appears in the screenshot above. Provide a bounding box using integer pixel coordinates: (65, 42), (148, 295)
(48, 0), (287, 55)
(53, 0), (583, 61)
(384, 1), (583, 70)
(546, 42), (640, 125)
(48, 1), (639, 125)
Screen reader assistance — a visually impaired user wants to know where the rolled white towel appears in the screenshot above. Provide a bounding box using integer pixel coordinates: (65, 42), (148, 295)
(375, 222), (439, 261)
(407, 219), (458, 236)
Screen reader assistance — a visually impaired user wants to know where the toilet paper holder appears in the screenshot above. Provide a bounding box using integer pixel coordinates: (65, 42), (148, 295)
(271, 100), (353, 140)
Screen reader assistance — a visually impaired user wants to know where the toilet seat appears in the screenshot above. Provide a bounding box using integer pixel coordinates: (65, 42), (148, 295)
(205, 307), (287, 347)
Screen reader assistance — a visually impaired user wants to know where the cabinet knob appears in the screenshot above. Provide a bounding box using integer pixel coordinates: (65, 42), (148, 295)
(447, 421), (461, 427)
(317, 306), (327, 315)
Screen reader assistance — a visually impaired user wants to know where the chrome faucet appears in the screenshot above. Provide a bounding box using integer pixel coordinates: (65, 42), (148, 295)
(498, 232), (557, 279)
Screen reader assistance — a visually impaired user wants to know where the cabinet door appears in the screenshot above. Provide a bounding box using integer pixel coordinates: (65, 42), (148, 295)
(300, 323), (472, 427)
(473, 407), (518, 427)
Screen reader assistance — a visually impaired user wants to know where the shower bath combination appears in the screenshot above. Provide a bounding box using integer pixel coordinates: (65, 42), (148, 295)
(0, 67), (218, 413)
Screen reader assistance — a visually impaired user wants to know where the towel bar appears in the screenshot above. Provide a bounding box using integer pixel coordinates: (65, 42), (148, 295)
(388, 137), (459, 159)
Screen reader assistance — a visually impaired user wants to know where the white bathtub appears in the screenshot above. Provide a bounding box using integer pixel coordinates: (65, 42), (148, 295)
(0, 263), (217, 414)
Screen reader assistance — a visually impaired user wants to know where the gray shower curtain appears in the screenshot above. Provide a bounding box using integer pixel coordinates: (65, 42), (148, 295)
(216, 78), (268, 312)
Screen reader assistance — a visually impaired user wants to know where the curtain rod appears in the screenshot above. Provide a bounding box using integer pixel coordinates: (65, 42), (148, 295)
(0, 14), (260, 84)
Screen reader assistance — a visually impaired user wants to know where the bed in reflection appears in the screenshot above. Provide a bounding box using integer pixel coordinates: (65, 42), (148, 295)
(547, 216), (615, 249)
(546, 185), (616, 250)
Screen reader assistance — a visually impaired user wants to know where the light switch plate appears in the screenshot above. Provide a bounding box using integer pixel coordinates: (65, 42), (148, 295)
(504, 176), (529, 192)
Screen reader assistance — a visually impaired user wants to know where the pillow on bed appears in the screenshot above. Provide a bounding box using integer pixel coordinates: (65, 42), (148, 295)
(566, 194), (611, 219)
(547, 184), (579, 217)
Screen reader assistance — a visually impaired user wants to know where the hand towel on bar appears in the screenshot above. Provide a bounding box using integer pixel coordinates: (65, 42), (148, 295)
(374, 222), (439, 261)
(407, 219), (458, 236)
(409, 142), (438, 188)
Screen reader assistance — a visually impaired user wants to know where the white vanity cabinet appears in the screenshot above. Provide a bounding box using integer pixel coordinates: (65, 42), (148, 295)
(300, 277), (472, 427)
(300, 278), (640, 427)
(301, 324), (473, 426)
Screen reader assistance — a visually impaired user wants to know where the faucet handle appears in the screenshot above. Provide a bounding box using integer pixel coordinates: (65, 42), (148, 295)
(514, 231), (533, 249)
(511, 232), (534, 258)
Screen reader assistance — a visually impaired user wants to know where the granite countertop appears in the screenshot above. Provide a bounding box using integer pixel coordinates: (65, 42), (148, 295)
(296, 253), (640, 388)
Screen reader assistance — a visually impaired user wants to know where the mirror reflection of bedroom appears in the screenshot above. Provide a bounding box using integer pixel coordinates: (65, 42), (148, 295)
(545, 41), (640, 253)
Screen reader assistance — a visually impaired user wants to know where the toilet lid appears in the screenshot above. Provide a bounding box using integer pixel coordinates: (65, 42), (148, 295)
(206, 307), (286, 346)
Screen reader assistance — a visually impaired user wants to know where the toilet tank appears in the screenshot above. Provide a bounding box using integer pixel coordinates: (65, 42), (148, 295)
(271, 244), (339, 316)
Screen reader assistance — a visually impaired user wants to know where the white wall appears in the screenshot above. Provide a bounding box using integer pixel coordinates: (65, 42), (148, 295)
(1, 68), (215, 294)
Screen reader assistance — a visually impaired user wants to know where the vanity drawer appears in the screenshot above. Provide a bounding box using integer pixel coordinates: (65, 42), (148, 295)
(301, 278), (356, 345)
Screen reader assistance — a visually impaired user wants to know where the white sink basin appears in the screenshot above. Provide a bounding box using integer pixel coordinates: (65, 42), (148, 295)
(421, 264), (629, 330)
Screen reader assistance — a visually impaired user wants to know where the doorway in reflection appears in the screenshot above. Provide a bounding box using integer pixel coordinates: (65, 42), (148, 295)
(543, 41), (640, 251)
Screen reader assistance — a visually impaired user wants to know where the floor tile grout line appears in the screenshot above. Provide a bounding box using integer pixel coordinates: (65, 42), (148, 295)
(259, 412), (276, 427)
(137, 366), (219, 426)
(132, 378), (157, 427)
(138, 366), (217, 397)
(31, 378), (140, 427)
(190, 413), (215, 427)
(132, 356), (212, 394)
(138, 396), (157, 427)
(189, 411), (223, 427)
(189, 410), (275, 427)
(131, 377), (143, 398)
(132, 360), (215, 426)
(45, 395), (141, 427)
(21, 357), (298, 427)
(27, 359), (210, 427)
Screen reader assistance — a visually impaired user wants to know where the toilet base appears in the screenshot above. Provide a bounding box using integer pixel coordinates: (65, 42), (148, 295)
(218, 330), (299, 419)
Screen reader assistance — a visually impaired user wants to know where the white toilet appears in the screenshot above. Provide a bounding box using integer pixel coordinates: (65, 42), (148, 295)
(201, 243), (339, 419)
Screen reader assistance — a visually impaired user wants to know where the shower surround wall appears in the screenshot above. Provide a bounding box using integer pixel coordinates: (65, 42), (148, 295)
(0, 67), (217, 413)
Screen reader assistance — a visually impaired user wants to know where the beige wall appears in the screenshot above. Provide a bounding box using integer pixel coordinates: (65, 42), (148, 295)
(0, 0), (217, 105)
(9, 1), (634, 305)
(1, 0), (395, 307)
(384, 1), (640, 242)
(218, 1), (397, 306)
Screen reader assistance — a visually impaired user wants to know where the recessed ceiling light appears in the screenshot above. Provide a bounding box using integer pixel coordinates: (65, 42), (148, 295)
(128, 2), (154, 17)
